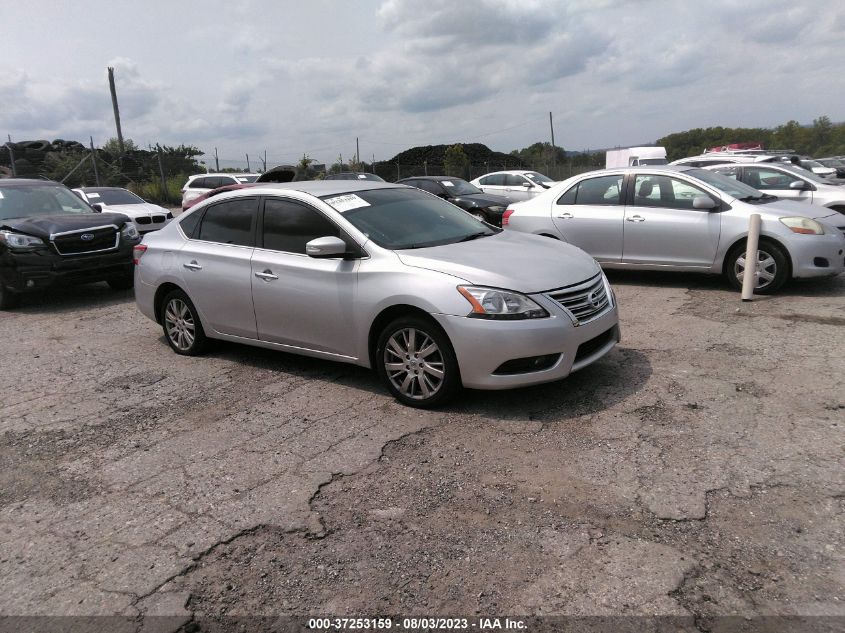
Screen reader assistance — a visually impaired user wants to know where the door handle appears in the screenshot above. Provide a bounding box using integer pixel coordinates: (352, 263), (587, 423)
(626, 215), (645, 222)
(556, 212), (574, 219)
(254, 269), (278, 281)
(183, 261), (202, 270)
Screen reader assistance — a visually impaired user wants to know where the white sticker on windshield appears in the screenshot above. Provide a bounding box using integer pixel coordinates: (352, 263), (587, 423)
(86, 192), (100, 198)
(357, 174), (367, 179)
(441, 181), (454, 187)
(0, 191), (4, 199)
(324, 193), (371, 212)
(236, 177), (248, 183)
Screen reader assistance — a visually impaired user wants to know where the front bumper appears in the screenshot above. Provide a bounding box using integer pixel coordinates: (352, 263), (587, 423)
(0, 243), (136, 294)
(788, 232), (845, 278)
(433, 294), (620, 390)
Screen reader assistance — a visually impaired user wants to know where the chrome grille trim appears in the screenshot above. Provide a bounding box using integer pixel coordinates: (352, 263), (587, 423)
(50, 224), (120, 256)
(545, 273), (611, 325)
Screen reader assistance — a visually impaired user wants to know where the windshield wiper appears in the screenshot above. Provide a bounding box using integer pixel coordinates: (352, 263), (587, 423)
(458, 231), (493, 242)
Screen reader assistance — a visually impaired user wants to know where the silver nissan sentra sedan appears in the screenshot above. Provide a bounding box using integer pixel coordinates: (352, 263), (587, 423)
(134, 181), (620, 407)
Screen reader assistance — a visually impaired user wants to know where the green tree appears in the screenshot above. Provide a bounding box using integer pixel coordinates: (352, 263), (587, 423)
(509, 142), (566, 170)
(101, 137), (138, 155)
(443, 144), (470, 178)
(297, 153), (316, 172)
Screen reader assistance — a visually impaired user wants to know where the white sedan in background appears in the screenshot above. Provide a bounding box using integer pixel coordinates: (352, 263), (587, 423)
(73, 187), (173, 234)
(470, 170), (557, 203)
(503, 165), (845, 294)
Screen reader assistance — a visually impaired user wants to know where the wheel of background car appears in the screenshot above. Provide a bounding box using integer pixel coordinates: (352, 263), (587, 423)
(161, 289), (209, 356)
(725, 240), (789, 294)
(107, 274), (134, 291)
(0, 284), (21, 311)
(375, 315), (461, 408)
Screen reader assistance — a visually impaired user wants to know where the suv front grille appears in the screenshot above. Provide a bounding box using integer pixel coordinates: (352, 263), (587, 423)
(546, 273), (610, 325)
(51, 225), (120, 256)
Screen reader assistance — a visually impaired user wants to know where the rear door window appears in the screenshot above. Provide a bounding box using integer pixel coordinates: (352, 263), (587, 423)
(557, 175), (623, 205)
(196, 198), (257, 246)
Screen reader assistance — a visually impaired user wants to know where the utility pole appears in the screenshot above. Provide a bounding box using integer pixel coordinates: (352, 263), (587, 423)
(263, 150), (267, 172)
(156, 147), (169, 203)
(6, 135), (16, 177)
(107, 67), (125, 154)
(245, 153), (250, 171)
(356, 137), (360, 168)
(89, 137), (101, 186)
(214, 147), (219, 172)
(549, 111), (557, 172)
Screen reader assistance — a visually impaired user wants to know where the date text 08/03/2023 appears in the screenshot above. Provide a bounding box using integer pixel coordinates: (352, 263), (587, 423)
(307, 617), (527, 630)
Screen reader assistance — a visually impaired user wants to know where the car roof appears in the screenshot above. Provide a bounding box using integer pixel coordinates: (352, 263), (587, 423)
(245, 180), (404, 195)
(0, 178), (63, 187)
(398, 176), (464, 182)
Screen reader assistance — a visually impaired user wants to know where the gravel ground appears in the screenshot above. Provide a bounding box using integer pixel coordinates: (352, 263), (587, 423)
(0, 271), (842, 631)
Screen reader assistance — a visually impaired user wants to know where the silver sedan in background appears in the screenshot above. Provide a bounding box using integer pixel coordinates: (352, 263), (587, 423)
(504, 166), (845, 294)
(134, 182), (620, 407)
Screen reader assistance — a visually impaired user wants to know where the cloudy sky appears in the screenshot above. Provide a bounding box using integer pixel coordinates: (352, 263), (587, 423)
(2, 0), (844, 167)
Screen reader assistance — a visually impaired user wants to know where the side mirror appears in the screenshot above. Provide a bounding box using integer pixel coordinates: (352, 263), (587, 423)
(789, 180), (807, 190)
(91, 203), (103, 212)
(692, 196), (717, 210)
(306, 236), (348, 258)
(523, 182), (534, 188)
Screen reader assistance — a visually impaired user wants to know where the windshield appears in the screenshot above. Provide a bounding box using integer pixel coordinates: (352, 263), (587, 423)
(320, 187), (498, 250)
(84, 189), (144, 205)
(0, 184), (95, 220)
(639, 158), (669, 165)
(238, 175), (259, 183)
(778, 163), (828, 184)
(524, 172), (553, 184)
(819, 159), (844, 167)
(439, 178), (481, 196)
(686, 168), (766, 199)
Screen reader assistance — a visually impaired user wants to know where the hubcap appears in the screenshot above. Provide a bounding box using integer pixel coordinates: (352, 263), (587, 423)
(384, 328), (445, 400)
(734, 249), (777, 289)
(164, 298), (196, 351)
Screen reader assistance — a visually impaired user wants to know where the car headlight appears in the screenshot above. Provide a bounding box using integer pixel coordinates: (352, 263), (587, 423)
(121, 223), (140, 240)
(0, 230), (45, 250)
(779, 217), (824, 235)
(458, 285), (549, 319)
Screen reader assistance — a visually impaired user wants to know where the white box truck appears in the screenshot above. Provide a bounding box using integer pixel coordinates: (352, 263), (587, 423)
(605, 146), (668, 168)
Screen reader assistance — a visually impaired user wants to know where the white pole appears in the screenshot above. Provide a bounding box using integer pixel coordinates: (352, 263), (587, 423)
(741, 213), (762, 301)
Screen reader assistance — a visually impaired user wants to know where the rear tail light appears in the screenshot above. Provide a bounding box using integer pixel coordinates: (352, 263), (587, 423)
(133, 244), (148, 265)
(502, 209), (515, 226)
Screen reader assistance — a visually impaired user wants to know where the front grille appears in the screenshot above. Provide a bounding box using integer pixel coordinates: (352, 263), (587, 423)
(152, 215), (166, 224)
(51, 225), (119, 256)
(136, 217), (152, 225)
(546, 273), (610, 324)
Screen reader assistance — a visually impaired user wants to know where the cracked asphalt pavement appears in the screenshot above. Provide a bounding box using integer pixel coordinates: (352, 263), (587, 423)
(0, 271), (843, 628)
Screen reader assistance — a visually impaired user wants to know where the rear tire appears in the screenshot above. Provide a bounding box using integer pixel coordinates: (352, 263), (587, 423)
(375, 315), (461, 408)
(725, 240), (789, 294)
(161, 289), (209, 355)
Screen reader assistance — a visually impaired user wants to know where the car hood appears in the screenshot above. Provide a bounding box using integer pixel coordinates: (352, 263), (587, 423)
(747, 198), (841, 222)
(0, 212), (130, 239)
(101, 203), (168, 217)
(395, 230), (601, 294)
(452, 193), (510, 207)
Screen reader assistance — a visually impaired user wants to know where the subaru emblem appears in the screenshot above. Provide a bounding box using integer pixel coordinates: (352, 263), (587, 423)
(80, 233), (95, 241)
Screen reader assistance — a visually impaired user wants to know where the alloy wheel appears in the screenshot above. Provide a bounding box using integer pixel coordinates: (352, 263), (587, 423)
(383, 327), (446, 400)
(164, 298), (196, 351)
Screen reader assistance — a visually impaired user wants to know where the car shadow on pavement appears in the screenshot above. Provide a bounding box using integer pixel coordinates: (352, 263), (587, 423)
(201, 338), (650, 421)
(5, 282), (134, 315)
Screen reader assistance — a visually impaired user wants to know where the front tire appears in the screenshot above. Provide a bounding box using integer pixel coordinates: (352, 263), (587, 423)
(161, 289), (208, 355)
(725, 240), (789, 294)
(0, 284), (20, 310)
(107, 274), (134, 291)
(375, 316), (461, 408)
